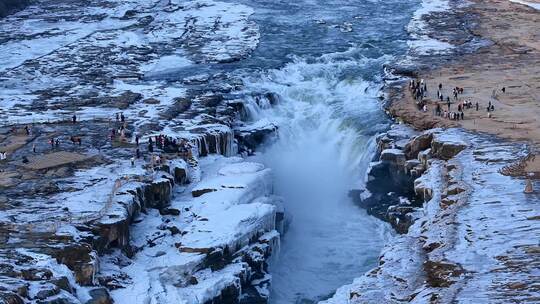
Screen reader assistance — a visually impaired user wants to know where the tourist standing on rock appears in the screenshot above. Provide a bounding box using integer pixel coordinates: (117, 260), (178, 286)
(116, 113), (119, 121)
(475, 102), (479, 111)
(135, 135), (139, 146)
(130, 157), (135, 167)
(121, 113), (125, 122)
(55, 138), (60, 148)
(72, 114), (77, 124)
(148, 140), (154, 153)
(49, 138), (54, 149)
(136, 148), (140, 159)
(502, 87), (506, 93)
(32, 144), (36, 153)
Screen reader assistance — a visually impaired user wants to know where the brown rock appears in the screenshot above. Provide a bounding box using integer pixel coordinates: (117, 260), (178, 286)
(431, 135), (467, 160)
(424, 260), (464, 288)
(0, 292), (24, 304)
(404, 132), (434, 159)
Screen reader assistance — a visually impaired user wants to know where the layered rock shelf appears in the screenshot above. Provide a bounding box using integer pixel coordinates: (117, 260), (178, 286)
(324, 126), (539, 303)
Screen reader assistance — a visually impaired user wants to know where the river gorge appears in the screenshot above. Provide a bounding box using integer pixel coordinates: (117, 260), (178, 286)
(2, 0), (537, 303)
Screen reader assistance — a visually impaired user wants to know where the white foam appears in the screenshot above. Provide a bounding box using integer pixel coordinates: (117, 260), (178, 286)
(241, 51), (391, 303)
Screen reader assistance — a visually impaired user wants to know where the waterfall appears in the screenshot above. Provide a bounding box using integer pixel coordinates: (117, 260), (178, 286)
(241, 53), (390, 303)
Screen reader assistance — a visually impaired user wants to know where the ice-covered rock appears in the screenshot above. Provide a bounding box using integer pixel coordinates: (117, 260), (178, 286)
(108, 157), (281, 304)
(431, 132), (467, 160)
(380, 148), (406, 167)
(234, 119), (278, 154)
(325, 129), (539, 303)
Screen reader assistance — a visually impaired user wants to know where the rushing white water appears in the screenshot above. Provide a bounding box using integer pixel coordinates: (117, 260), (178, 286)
(243, 53), (391, 303)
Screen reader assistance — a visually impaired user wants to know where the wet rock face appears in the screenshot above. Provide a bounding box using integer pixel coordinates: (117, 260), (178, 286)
(359, 127), (470, 233)
(0, 0), (30, 18)
(143, 177), (173, 209)
(235, 123), (278, 154)
(357, 159), (418, 229)
(358, 126), (423, 229)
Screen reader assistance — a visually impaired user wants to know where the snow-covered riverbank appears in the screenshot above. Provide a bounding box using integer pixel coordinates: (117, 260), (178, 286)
(323, 126), (540, 303)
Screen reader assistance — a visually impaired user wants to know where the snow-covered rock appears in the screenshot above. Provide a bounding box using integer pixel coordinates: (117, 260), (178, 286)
(324, 128), (540, 303)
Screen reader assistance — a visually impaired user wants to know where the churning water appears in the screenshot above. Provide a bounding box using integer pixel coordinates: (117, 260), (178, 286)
(233, 0), (420, 302)
(242, 51), (390, 303)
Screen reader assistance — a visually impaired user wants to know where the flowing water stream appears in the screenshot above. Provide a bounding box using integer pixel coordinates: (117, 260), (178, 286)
(243, 55), (391, 303)
(233, 0), (420, 302)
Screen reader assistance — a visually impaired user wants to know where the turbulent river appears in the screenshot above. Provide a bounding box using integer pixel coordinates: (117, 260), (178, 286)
(237, 0), (420, 302)
(186, 0), (419, 302)
(238, 0), (420, 302)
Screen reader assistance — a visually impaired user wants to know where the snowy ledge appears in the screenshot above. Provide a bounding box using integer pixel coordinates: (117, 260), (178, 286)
(323, 127), (539, 303)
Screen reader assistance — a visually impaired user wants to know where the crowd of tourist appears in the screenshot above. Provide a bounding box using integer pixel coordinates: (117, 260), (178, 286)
(409, 79), (500, 121)
(1, 112), (195, 170)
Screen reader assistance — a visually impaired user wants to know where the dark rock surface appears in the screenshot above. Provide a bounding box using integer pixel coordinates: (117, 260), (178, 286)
(0, 0), (30, 18)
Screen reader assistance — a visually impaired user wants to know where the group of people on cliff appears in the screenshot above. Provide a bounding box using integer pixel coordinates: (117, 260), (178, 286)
(132, 133), (194, 168)
(410, 80), (500, 122)
(5, 111), (195, 168)
(409, 79), (427, 101)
